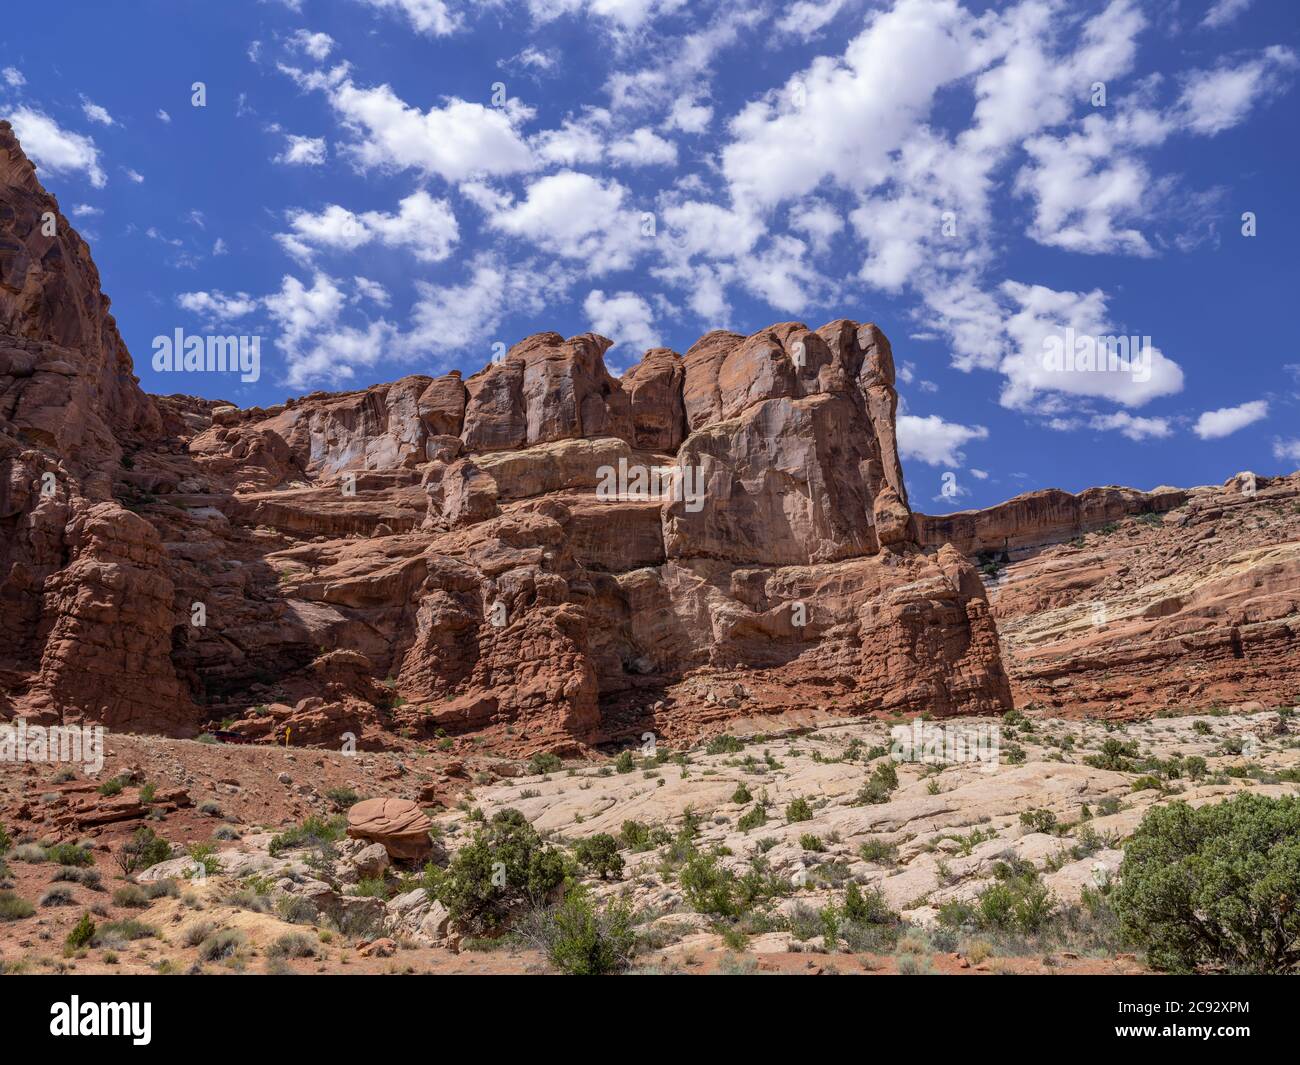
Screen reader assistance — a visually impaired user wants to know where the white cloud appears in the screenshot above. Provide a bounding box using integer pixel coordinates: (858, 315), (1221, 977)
(1, 67), (25, 88)
(354, 276), (391, 306)
(274, 134), (328, 166)
(484, 169), (642, 274)
(324, 78), (534, 181)
(7, 107), (106, 187)
(1089, 411), (1171, 441)
(774, 0), (849, 41)
(1178, 47), (1298, 136)
(1273, 438), (1300, 465)
(278, 189), (459, 263)
(897, 413), (988, 466)
(1194, 399), (1268, 440)
(996, 280), (1185, 410)
(80, 98), (115, 126)
(532, 114), (609, 166)
(290, 29), (336, 60)
(353, 0), (460, 36)
(177, 290), (259, 320)
(788, 198), (844, 251)
(664, 95), (712, 133)
(71, 203), (101, 218)
(124, 168), (144, 183)
(1202, 0), (1254, 30)
(607, 126), (677, 167)
(213, 237), (228, 256)
(584, 289), (660, 357)
(157, 109), (172, 123)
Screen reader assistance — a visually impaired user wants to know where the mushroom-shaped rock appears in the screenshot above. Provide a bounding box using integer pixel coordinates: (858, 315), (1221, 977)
(346, 798), (433, 861)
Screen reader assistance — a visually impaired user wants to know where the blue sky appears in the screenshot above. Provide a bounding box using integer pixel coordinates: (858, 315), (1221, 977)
(2, 0), (1298, 511)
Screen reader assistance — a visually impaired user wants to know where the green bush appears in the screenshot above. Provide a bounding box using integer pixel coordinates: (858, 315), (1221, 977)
(614, 751), (636, 774)
(572, 834), (623, 880)
(0, 891), (35, 921)
(45, 842), (92, 867)
(268, 815), (346, 856)
(705, 735), (745, 755)
(785, 798), (813, 823)
(1113, 793), (1300, 973)
(528, 752), (563, 776)
(731, 783), (752, 804)
(66, 913), (96, 951)
(736, 805), (767, 832)
(114, 828), (172, 876)
(539, 886), (636, 975)
(855, 761), (899, 805)
(679, 849), (738, 917)
(0, 824), (10, 856)
(425, 808), (567, 933)
(843, 882), (896, 925)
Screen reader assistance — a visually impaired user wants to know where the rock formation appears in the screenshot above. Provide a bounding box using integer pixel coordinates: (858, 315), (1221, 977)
(2, 118), (1008, 752)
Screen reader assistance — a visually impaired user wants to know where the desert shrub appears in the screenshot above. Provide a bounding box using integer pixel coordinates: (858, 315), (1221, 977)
(114, 827), (172, 876)
(13, 843), (46, 863)
(66, 913), (96, 951)
(97, 776), (125, 797)
(1084, 738), (1139, 772)
(0, 824), (10, 856)
(424, 808), (567, 933)
(572, 834), (623, 879)
(0, 891), (35, 921)
(799, 834), (824, 852)
(678, 849), (738, 918)
(858, 839), (898, 865)
(532, 886), (636, 975)
(93, 919), (157, 946)
(973, 863), (1056, 935)
(182, 921), (215, 947)
(1113, 793), (1300, 973)
(186, 843), (221, 878)
(277, 895), (318, 925)
(731, 783), (752, 804)
(736, 805), (767, 832)
(843, 882), (895, 925)
(614, 751), (636, 774)
(325, 787), (359, 811)
(855, 761), (899, 805)
(268, 815), (346, 856)
(112, 885), (149, 908)
(44, 842), (92, 867)
(268, 932), (316, 959)
(618, 820), (658, 852)
(705, 735), (745, 755)
(1019, 809), (1058, 834)
(785, 798), (813, 823)
(54, 866), (102, 890)
(528, 752), (563, 776)
(198, 929), (245, 962)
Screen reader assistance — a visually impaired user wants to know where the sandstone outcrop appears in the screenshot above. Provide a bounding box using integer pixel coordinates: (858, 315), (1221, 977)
(1, 120), (1014, 750)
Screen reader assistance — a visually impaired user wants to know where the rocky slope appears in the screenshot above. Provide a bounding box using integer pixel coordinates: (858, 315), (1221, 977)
(0, 121), (1010, 754)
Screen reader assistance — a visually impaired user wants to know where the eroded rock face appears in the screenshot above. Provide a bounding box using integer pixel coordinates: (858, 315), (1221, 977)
(0, 120), (1015, 751)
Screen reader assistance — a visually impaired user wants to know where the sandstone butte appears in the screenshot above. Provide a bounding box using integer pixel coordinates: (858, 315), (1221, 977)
(2, 119), (1298, 758)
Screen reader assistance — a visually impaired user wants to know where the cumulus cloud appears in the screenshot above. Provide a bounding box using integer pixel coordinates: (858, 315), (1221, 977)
(484, 169), (642, 274)
(584, 289), (660, 358)
(353, 0), (460, 36)
(1194, 399), (1268, 440)
(897, 413), (988, 466)
(7, 107), (106, 187)
(278, 190), (459, 263)
(177, 290), (259, 320)
(1089, 411), (1171, 441)
(323, 77), (535, 181)
(274, 134), (327, 166)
